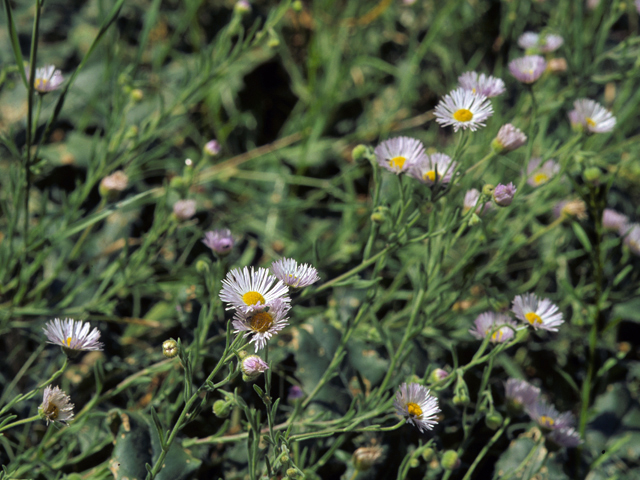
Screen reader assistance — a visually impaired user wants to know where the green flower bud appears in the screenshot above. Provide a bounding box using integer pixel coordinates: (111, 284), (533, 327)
(195, 259), (209, 274)
(485, 411), (504, 430)
(441, 450), (460, 471)
(280, 454), (290, 464)
(213, 399), (232, 418)
(421, 447), (435, 462)
(468, 213), (482, 226)
(482, 184), (495, 196)
(170, 176), (187, 191)
(409, 458), (420, 468)
(162, 339), (179, 358)
(583, 167), (601, 184)
(453, 394), (470, 407)
(371, 205), (390, 224)
(292, 0), (303, 11)
(351, 144), (368, 161)
(130, 88), (144, 102)
(285, 468), (302, 479)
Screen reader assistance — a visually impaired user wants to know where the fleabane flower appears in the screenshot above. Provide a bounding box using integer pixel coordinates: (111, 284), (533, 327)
(518, 32), (564, 53)
(202, 229), (234, 256)
(602, 209), (628, 233)
(505, 379), (540, 414)
(232, 298), (290, 351)
(408, 153), (457, 186)
(220, 267), (290, 312)
(241, 355), (269, 380)
(492, 124), (527, 153)
(463, 189), (491, 215)
(393, 382), (440, 433)
(173, 199), (197, 221)
(572, 99), (616, 133)
(434, 88), (493, 132)
(39, 386), (74, 425)
(458, 71), (506, 98)
(554, 199), (587, 221)
(493, 183), (517, 207)
(374, 137), (426, 174)
(526, 158), (560, 187)
(548, 426), (583, 448)
(271, 258), (320, 288)
(352, 446), (384, 471)
(622, 223), (640, 256)
(469, 312), (518, 343)
(204, 140), (221, 156)
(43, 318), (103, 356)
(509, 55), (547, 84)
(526, 400), (575, 431)
(27, 64), (64, 93)
(512, 293), (564, 332)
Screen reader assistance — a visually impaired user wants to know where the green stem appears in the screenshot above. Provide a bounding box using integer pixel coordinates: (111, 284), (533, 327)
(0, 414), (41, 433)
(525, 87), (537, 168)
(69, 197), (108, 261)
(465, 151), (496, 176)
(461, 417), (511, 480)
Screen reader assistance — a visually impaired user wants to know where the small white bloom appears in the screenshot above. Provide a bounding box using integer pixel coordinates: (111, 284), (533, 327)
(548, 426), (583, 448)
(622, 223), (640, 256)
(232, 298), (290, 351)
(526, 400), (575, 431)
(434, 88), (494, 132)
(602, 209), (628, 233)
(407, 153), (457, 186)
(518, 32), (564, 53)
(173, 199), (197, 220)
(393, 382), (440, 433)
(458, 71), (506, 98)
(573, 99), (616, 133)
(509, 55), (547, 84)
(492, 124), (527, 152)
(374, 137), (426, 174)
(43, 318), (103, 354)
(220, 267), (290, 312)
(505, 379), (540, 412)
(511, 293), (564, 332)
(463, 189), (491, 215)
(271, 258), (320, 288)
(469, 312), (518, 343)
(39, 386), (74, 425)
(27, 64), (64, 93)
(526, 158), (560, 187)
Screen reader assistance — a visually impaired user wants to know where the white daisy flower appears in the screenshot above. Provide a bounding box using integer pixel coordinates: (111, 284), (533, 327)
(526, 158), (560, 187)
(220, 267), (290, 312)
(505, 379), (540, 413)
(271, 258), (320, 288)
(526, 400), (575, 431)
(373, 137), (426, 174)
(407, 153), (457, 186)
(518, 32), (564, 53)
(509, 55), (547, 84)
(39, 386), (74, 425)
(602, 209), (628, 233)
(548, 426), (582, 448)
(463, 189), (491, 215)
(458, 71), (506, 98)
(43, 318), (103, 355)
(434, 88), (493, 132)
(232, 298), (290, 351)
(469, 312), (518, 343)
(492, 124), (527, 153)
(573, 99), (616, 133)
(511, 293), (564, 332)
(393, 382), (440, 433)
(26, 64), (64, 93)
(622, 223), (640, 256)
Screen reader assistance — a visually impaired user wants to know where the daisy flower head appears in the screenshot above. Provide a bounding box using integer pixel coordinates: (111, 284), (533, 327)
(394, 382), (440, 433)
(434, 88), (493, 132)
(202, 229), (234, 256)
(526, 158), (560, 187)
(39, 386), (74, 425)
(567, 109), (583, 132)
(220, 267), (290, 312)
(458, 71), (506, 98)
(518, 32), (564, 53)
(43, 318), (103, 357)
(573, 99), (616, 133)
(241, 355), (269, 380)
(408, 153), (457, 186)
(622, 223), (640, 256)
(602, 209), (628, 233)
(374, 136), (426, 175)
(492, 124), (527, 153)
(469, 312), (518, 343)
(232, 298), (290, 351)
(271, 258), (320, 288)
(493, 182), (517, 207)
(27, 64), (64, 93)
(509, 55), (547, 84)
(548, 426), (583, 448)
(505, 379), (540, 414)
(463, 189), (491, 215)
(512, 293), (564, 332)
(526, 400), (575, 431)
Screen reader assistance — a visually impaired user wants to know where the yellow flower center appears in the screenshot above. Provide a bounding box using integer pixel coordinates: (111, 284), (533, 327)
(424, 170), (436, 182)
(533, 173), (549, 185)
(249, 311), (274, 333)
(453, 109), (473, 122)
(525, 312), (542, 325)
(389, 156), (406, 169)
(540, 415), (554, 427)
(407, 402), (423, 418)
(491, 330), (504, 342)
(471, 87), (477, 94)
(586, 117), (596, 128)
(66, 337), (73, 347)
(242, 291), (266, 306)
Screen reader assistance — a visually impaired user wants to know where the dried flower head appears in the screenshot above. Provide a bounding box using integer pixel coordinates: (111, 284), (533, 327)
(374, 137), (426, 175)
(393, 382), (440, 433)
(408, 153), (457, 186)
(509, 55), (547, 84)
(492, 124), (527, 153)
(99, 171), (129, 200)
(27, 64), (64, 93)
(220, 266), (290, 312)
(572, 99), (616, 133)
(469, 312), (518, 343)
(458, 71), (506, 98)
(232, 298), (290, 351)
(39, 386), (74, 425)
(352, 446), (384, 471)
(512, 293), (564, 332)
(271, 258), (320, 288)
(526, 158), (560, 187)
(434, 88), (494, 132)
(43, 318), (103, 356)
(493, 183), (517, 207)
(554, 199), (587, 221)
(202, 229), (234, 256)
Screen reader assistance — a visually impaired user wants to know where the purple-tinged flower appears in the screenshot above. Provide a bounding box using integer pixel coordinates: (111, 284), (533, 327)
(173, 199), (196, 221)
(548, 426), (583, 448)
(622, 223), (640, 256)
(505, 379), (540, 414)
(271, 258), (320, 288)
(374, 137), (426, 175)
(492, 124), (527, 153)
(526, 158), (560, 187)
(39, 386), (74, 425)
(526, 400), (575, 431)
(288, 385), (304, 401)
(434, 88), (493, 132)
(202, 229), (234, 256)
(602, 209), (628, 233)
(568, 109), (583, 132)
(463, 189), (491, 215)
(220, 266), (290, 312)
(469, 312), (518, 343)
(26, 64), (64, 93)
(232, 298), (291, 351)
(43, 318), (103, 356)
(512, 293), (564, 332)
(430, 368), (449, 383)
(241, 355), (269, 380)
(509, 55), (547, 84)
(458, 72), (506, 98)
(394, 382), (440, 433)
(204, 140), (221, 156)
(493, 183), (517, 207)
(518, 32), (564, 53)
(234, 0), (251, 14)
(573, 99), (616, 133)
(408, 153), (457, 186)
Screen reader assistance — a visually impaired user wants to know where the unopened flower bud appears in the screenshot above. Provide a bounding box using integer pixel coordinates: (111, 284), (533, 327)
(468, 213), (482, 226)
(241, 355), (269, 381)
(352, 446), (383, 471)
(410, 458), (420, 468)
(280, 454), (290, 464)
(288, 385), (304, 403)
(371, 205), (390, 224)
(130, 88), (144, 102)
(351, 144), (368, 161)
(583, 167), (601, 184)
(173, 199), (197, 221)
(441, 450), (460, 471)
(430, 368), (448, 383)
(195, 259), (209, 273)
(213, 399), (232, 418)
(285, 468), (302, 479)
(163, 339), (179, 358)
(453, 394), (470, 406)
(493, 182), (516, 207)
(202, 229), (234, 256)
(485, 411), (504, 430)
(99, 170), (129, 200)
(292, 0), (303, 11)
(482, 184), (495, 196)
(234, 0), (251, 14)
(204, 140), (221, 156)
(492, 124), (527, 153)
(421, 448), (435, 462)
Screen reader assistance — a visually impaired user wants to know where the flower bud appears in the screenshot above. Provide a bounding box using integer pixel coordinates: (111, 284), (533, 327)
(441, 450), (460, 471)
(371, 205), (390, 224)
(492, 124), (527, 153)
(213, 399), (232, 418)
(195, 259), (209, 274)
(430, 368), (448, 383)
(421, 448), (435, 462)
(203, 140), (221, 156)
(351, 144), (368, 161)
(99, 171), (129, 201)
(285, 468), (302, 479)
(162, 339), (179, 358)
(583, 167), (601, 184)
(173, 199), (197, 221)
(409, 458), (420, 468)
(485, 411), (504, 430)
(234, 0), (251, 14)
(352, 446), (383, 471)
(202, 229), (234, 256)
(547, 58), (567, 73)
(482, 184), (495, 196)
(468, 213), (482, 226)
(130, 88), (144, 102)
(292, 0), (303, 11)
(241, 355), (269, 381)
(288, 385), (304, 403)
(493, 182), (516, 207)
(453, 394), (470, 406)
(280, 454), (290, 464)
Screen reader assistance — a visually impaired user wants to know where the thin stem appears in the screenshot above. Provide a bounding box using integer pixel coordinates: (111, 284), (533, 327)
(525, 87), (538, 168)
(461, 417), (511, 480)
(69, 197), (107, 261)
(0, 414), (41, 433)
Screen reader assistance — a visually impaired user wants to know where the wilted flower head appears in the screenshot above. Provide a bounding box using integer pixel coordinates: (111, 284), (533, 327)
(99, 171), (129, 200)
(202, 229), (234, 256)
(353, 446), (384, 471)
(271, 258), (320, 288)
(526, 158), (560, 187)
(204, 140), (221, 156)
(463, 189), (491, 215)
(547, 58), (567, 73)
(548, 426), (583, 448)
(374, 137), (426, 175)
(518, 32), (564, 53)
(458, 71), (506, 98)
(241, 355), (269, 379)
(554, 199), (587, 221)
(220, 266), (290, 312)
(43, 318), (103, 356)
(232, 298), (290, 351)
(512, 293), (564, 332)
(622, 223), (640, 256)
(602, 209), (628, 233)
(469, 312), (518, 343)
(493, 183), (517, 207)
(173, 199), (197, 221)
(39, 386), (74, 425)
(572, 99), (616, 133)
(492, 124), (527, 153)
(434, 88), (493, 132)
(509, 55), (547, 84)
(408, 153), (457, 186)
(27, 64), (64, 93)
(505, 379), (540, 414)
(393, 382), (440, 433)
(526, 400), (575, 431)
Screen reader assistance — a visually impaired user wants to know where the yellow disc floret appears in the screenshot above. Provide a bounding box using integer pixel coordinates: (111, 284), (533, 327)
(250, 312), (274, 333)
(242, 291), (266, 306)
(389, 156), (407, 170)
(585, 117), (596, 128)
(424, 170), (436, 182)
(66, 337), (73, 347)
(533, 173), (549, 185)
(540, 415), (554, 427)
(407, 402), (423, 418)
(453, 109), (473, 122)
(525, 312), (542, 325)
